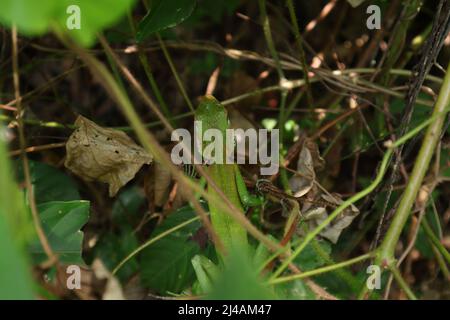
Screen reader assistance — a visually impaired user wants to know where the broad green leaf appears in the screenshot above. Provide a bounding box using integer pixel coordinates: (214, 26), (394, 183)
(207, 248), (277, 300)
(111, 186), (146, 224)
(191, 255), (220, 294)
(186, 0), (239, 25)
(275, 279), (315, 300)
(29, 200), (90, 265)
(0, 0), (57, 35)
(294, 239), (331, 270)
(0, 213), (34, 299)
(94, 226), (139, 281)
(140, 205), (205, 294)
(0, 128), (34, 299)
(17, 160), (80, 205)
(58, 0), (137, 47)
(136, 0), (197, 42)
(0, 0), (137, 47)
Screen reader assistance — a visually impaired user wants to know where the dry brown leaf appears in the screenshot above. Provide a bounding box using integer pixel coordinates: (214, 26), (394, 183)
(301, 192), (360, 244)
(288, 139), (359, 243)
(289, 145), (315, 198)
(304, 139), (325, 171)
(289, 138), (324, 198)
(65, 116), (153, 197)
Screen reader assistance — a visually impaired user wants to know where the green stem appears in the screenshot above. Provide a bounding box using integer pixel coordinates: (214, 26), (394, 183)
(113, 216), (200, 275)
(389, 264), (418, 300)
(358, 61), (450, 299)
(422, 218), (450, 264)
(269, 253), (373, 285)
(0, 112), (193, 132)
(376, 61), (450, 265)
(127, 11), (173, 125)
(286, 0), (314, 109)
(157, 33), (194, 113)
(430, 243), (450, 280)
(271, 105), (448, 280)
(258, 0), (288, 138)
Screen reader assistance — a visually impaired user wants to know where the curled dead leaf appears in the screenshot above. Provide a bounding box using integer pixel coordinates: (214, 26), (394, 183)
(65, 116), (153, 197)
(288, 138), (359, 243)
(289, 145), (315, 198)
(301, 192), (360, 244)
(289, 139), (323, 198)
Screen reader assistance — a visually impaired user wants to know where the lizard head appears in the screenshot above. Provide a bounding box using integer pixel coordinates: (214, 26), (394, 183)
(195, 95), (229, 133)
(195, 95), (230, 163)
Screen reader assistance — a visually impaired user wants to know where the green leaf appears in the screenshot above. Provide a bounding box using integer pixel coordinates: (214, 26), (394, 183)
(136, 0), (197, 42)
(0, 213), (34, 299)
(207, 248), (277, 300)
(0, 0), (57, 35)
(111, 186), (145, 224)
(275, 279), (315, 300)
(0, 0), (137, 47)
(17, 160), (80, 205)
(140, 205), (204, 294)
(57, 0), (137, 47)
(29, 200), (90, 265)
(186, 0), (239, 25)
(0, 129), (34, 299)
(294, 239), (331, 270)
(191, 254), (220, 294)
(94, 226), (139, 282)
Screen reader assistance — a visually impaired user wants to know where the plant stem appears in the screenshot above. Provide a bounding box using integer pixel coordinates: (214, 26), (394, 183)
(358, 61), (450, 299)
(0, 112), (193, 132)
(113, 216), (201, 275)
(422, 218), (450, 264)
(157, 33), (194, 113)
(376, 61), (450, 265)
(269, 252), (373, 285)
(271, 104), (449, 280)
(389, 264), (418, 300)
(11, 26), (56, 265)
(127, 11), (173, 126)
(286, 0), (314, 109)
(258, 0), (288, 137)
(60, 32), (223, 255)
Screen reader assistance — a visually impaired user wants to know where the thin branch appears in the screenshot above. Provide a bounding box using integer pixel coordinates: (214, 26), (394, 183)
(271, 103), (450, 280)
(286, 0), (314, 109)
(157, 33), (195, 113)
(11, 26), (56, 265)
(389, 264), (418, 300)
(269, 252), (373, 285)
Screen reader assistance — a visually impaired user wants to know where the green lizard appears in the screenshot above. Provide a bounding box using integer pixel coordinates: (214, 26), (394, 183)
(194, 95), (262, 259)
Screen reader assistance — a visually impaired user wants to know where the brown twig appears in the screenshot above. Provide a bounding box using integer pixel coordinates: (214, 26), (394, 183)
(11, 26), (57, 266)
